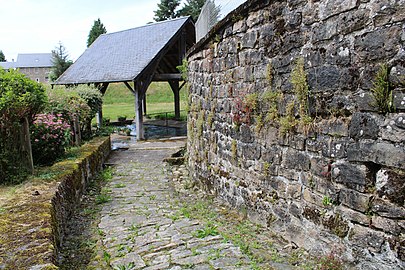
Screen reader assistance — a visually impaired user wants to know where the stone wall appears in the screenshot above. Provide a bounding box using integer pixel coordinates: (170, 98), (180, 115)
(52, 136), (111, 255)
(186, 0), (404, 268)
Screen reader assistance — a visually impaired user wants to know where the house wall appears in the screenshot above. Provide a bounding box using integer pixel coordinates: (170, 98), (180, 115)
(187, 0), (405, 268)
(19, 67), (51, 83)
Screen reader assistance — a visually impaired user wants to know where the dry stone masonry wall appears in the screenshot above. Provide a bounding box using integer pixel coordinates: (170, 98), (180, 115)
(186, 0), (405, 268)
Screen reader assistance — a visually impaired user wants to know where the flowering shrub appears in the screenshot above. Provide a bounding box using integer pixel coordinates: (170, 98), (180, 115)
(0, 68), (47, 183)
(31, 113), (71, 165)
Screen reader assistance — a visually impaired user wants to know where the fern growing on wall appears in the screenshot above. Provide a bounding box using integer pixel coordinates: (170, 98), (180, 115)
(371, 64), (394, 114)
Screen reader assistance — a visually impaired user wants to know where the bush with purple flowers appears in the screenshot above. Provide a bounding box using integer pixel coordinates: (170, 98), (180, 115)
(31, 113), (72, 165)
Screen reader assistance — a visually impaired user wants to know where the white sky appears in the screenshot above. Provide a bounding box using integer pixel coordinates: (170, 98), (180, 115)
(0, 0), (164, 61)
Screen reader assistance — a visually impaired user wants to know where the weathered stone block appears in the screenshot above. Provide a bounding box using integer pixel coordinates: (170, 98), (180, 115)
(349, 112), (380, 140)
(241, 31), (258, 49)
(332, 161), (371, 192)
(337, 8), (370, 35)
(303, 188), (324, 207)
(240, 143), (261, 161)
(261, 145), (282, 165)
(380, 113), (405, 143)
(312, 19), (338, 42)
(336, 205), (371, 226)
(390, 65), (405, 88)
(372, 215), (401, 236)
(347, 142), (405, 169)
(354, 26), (402, 61)
(282, 148), (311, 171)
(372, 198), (405, 219)
(349, 224), (386, 253)
(393, 90), (405, 111)
(287, 182), (302, 199)
(354, 90), (375, 113)
(376, 168), (405, 206)
(321, 137), (348, 159)
(318, 118), (350, 137)
(339, 188), (371, 212)
(319, 0), (358, 20)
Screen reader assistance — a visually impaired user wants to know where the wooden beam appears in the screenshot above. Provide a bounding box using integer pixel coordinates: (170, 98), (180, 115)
(135, 80), (144, 140)
(96, 82), (109, 127)
(153, 73), (182, 81)
(124, 81), (135, 94)
(169, 80), (180, 120)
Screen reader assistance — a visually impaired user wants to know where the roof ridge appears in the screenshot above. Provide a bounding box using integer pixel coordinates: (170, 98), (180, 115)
(99, 16), (191, 37)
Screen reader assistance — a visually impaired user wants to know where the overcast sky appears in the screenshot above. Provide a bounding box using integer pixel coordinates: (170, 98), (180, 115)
(0, 0), (246, 62)
(0, 0), (162, 61)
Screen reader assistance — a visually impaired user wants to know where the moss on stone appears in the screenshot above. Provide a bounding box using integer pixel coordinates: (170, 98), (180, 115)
(0, 136), (110, 269)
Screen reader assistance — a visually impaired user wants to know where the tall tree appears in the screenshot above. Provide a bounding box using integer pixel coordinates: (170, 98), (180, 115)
(49, 42), (73, 82)
(87, 18), (107, 47)
(154, 0), (181, 22)
(178, 0), (206, 21)
(0, 50), (5, 62)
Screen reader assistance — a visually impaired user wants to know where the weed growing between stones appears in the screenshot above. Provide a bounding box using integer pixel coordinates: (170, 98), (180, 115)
(279, 101), (297, 135)
(193, 222), (219, 238)
(370, 64), (394, 114)
(322, 196), (333, 207)
(317, 253), (344, 270)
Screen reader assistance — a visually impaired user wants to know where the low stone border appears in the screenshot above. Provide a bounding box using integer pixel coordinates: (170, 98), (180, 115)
(0, 136), (111, 270)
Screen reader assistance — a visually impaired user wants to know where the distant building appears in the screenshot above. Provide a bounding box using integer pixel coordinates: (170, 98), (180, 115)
(0, 53), (53, 83)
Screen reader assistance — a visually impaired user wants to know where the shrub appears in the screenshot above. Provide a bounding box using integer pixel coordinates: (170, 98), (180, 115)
(31, 114), (72, 165)
(46, 88), (91, 140)
(0, 68), (47, 183)
(75, 85), (103, 137)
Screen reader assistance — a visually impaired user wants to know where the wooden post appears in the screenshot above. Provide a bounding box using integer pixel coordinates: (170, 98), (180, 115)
(96, 82), (109, 128)
(135, 81), (145, 140)
(143, 94), (147, 116)
(169, 80), (180, 120)
(21, 117), (34, 174)
(73, 116), (81, 146)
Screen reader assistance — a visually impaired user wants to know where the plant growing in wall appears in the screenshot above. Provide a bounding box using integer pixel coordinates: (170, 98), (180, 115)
(370, 64), (394, 114)
(232, 93), (259, 128)
(177, 59), (188, 81)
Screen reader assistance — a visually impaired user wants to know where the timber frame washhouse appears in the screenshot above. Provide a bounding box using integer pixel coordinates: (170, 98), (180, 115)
(53, 17), (195, 139)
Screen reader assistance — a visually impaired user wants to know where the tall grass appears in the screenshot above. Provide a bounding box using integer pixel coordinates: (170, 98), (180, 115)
(48, 82), (187, 122)
(102, 82), (187, 121)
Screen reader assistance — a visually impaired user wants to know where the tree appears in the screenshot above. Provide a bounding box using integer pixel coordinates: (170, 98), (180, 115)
(49, 42), (73, 82)
(178, 0), (206, 21)
(87, 18), (107, 47)
(154, 0), (181, 22)
(0, 50), (5, 62)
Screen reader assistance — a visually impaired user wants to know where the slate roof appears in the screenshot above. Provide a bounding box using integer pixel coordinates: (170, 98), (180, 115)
(55, 17), (194, 85)
(0, 53), (52, 69)
(16, 53), (53, 68)
(0, 61), (16, 69)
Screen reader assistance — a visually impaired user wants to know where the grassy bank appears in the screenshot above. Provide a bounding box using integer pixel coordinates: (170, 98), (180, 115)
(103, 82), (187, 121)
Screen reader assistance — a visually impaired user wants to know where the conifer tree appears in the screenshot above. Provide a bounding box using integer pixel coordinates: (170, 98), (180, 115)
(178, 0), (206, 21)
(154, 0), (181, 21)
(0, 50), (5, 62)
(87, 18), (107, 47)
(49, 42), (73, 82)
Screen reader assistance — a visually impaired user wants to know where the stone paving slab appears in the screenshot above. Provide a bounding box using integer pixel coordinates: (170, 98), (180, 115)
(91, 138), (255, 269)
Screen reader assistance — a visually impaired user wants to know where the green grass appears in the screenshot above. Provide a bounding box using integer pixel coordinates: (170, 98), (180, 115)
(102, 82), (187, 121)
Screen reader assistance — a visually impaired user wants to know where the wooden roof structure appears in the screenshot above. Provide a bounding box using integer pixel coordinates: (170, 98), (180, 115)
(54, 17), (195, 139)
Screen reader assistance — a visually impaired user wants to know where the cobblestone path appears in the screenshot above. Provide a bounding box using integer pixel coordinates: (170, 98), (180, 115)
(87, 139), (257, 269)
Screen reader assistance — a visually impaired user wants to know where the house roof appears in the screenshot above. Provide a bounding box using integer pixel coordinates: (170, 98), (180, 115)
(0, 61), (16, 69)
(54, 17), (195, 85)
(16, 53), (53, 68)
(0, 53), (52, 69)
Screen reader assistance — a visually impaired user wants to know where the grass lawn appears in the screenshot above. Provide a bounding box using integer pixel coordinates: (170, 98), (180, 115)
(102, 82), (187, 121)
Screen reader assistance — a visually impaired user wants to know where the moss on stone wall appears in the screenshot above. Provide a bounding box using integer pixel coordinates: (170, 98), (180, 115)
(0, 136), (110, 270)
